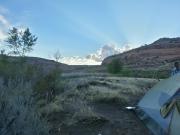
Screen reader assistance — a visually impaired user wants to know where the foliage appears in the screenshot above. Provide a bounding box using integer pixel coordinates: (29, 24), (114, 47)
(0, 57), (43, 83)
(0, 55), (64, 102)
(0, 78), (50, 135)
(0, 57), (64, 134)
(34, 68), (63, 102)
(107, 59), (123, 74)
(5, 27), (37, 56)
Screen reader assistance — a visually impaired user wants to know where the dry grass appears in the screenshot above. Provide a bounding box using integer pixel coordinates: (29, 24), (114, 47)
(0, 78), (50, 135)
(60, 76), (158, 105)
(44, 75), (158, 127)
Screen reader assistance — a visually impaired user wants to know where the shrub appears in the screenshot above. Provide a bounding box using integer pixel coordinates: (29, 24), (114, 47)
(0, 57), (22, 84)
(107, 59), (123, 74)
(0, 57), (43, 84)
(0, 78), (50, 135)
(34, 68), (63, 102)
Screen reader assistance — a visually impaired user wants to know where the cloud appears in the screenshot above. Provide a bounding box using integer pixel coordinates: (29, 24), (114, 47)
(0, 14), (11, 41)
(58, 44), (133, 65)
(0, 14), (11, 28)
(60, 56), (101, 65)
(0, 6), (11, 41)
(86, 43), (132, 62)
(0, 30), (7, 41)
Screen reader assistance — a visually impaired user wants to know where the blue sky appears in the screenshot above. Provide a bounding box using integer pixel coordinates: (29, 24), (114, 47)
(0, 0), (180, 58)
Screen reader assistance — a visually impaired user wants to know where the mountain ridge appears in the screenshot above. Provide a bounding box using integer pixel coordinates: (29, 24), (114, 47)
(102, 37), (180, 70)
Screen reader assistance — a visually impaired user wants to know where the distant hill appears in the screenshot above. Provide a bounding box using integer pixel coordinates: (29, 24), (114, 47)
(0, 56), (71, 72)
(0, 56), (106, 73)
(102, 37), (180, 70)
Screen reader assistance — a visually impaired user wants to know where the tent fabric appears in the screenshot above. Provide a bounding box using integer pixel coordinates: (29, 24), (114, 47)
(169, 106), (180, 135)
(136, 74), (180, 135)
(160, 98), (180, 118)
(136, 108), (168, 135)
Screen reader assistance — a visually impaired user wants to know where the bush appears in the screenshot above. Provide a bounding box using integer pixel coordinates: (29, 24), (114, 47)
(34, 68), (63, 102)
(0, 55), (64, 102)
(0, 56), (43, 84)
(107, 59), (123, 74)
(0, 78), (50, 135)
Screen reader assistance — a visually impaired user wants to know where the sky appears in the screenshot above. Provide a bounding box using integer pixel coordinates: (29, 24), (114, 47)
(0, 0), (180, 59)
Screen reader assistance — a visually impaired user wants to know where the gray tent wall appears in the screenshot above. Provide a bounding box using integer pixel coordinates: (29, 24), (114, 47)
(137, 74), (180, 135)
(169, 106), (180, 135)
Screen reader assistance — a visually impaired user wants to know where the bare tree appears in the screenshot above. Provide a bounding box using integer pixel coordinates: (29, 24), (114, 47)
(53, 50), (61, 62)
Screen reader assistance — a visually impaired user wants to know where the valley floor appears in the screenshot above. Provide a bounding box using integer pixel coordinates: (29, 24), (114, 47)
(42, 74), (158, 135)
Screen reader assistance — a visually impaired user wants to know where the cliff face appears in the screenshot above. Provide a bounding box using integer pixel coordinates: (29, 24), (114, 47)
(102, 38), (180, 69)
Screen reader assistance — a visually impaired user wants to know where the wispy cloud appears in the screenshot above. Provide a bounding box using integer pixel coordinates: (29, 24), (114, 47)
(0, 14), (11, 41)
(0, 5), (11, 41)
(0, 14), (11, 28)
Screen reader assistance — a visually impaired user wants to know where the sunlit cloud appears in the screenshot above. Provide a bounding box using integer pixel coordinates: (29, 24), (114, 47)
(60, 56), (101, 65)
(57, 43), (133, 65)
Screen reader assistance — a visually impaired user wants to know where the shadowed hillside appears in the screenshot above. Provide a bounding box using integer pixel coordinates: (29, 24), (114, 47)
(102, 38), (180, 70)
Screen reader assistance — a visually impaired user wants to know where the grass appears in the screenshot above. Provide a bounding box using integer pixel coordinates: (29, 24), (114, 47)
(0, 56), (160, 135)
(0, 58), (64, 135)
(0, 78), (50, 135)
(56, 76), (158, 107)
(110, 68), (169, 79)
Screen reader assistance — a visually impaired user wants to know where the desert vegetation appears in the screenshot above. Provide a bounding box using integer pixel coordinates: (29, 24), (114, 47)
(0, 78), (50, 135)
(0, 27), (59, 135)
(45, 74), (158, 135)
(0, 27), (166, 135)
(107, 59), (123, 74)
(0, 53), (159, 135)
(107, 59), (169, 79)
(0, 55), (64, 135)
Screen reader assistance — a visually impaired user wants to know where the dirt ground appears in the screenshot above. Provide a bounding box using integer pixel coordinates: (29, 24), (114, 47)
(60, 103), (153, 135)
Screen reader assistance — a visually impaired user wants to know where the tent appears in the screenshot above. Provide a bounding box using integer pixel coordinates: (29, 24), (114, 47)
(136, 74), (180, 135)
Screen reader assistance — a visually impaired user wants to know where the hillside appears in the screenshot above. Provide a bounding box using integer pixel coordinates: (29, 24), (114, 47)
(102, 37), (180, 70)
(0, 55), (72, 72)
